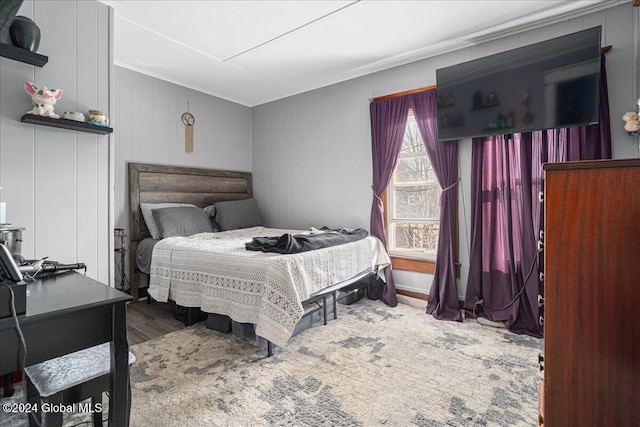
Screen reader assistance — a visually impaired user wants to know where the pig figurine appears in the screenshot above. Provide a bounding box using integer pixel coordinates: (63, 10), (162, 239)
(24, 81), (63, 119)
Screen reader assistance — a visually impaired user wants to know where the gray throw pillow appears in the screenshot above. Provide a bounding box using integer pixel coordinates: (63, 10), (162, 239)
(141, 202), (195, 239)
(214, 198), (263, 231)
(151, 206), (214, 238)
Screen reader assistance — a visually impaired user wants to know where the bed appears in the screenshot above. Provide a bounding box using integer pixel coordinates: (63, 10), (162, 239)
(128, 162), (390, 350)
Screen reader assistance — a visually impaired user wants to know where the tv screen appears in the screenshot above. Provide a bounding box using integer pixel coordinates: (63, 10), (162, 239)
(436, 26), (601, 141)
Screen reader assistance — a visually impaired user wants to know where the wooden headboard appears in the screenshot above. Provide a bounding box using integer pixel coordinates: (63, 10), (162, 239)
(128, 162), (253, 241)
(127, 162), (252, 301)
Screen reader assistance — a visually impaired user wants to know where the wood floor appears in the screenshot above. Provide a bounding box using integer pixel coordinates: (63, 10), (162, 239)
(126, 299), (185, 345)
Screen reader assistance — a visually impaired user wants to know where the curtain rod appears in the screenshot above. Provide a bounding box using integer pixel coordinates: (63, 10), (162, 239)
(370, 46), (612, 103)
(370, 85), (435, 102)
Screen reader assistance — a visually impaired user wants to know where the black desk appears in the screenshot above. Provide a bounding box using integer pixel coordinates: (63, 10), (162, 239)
(0, 271), (133, 426)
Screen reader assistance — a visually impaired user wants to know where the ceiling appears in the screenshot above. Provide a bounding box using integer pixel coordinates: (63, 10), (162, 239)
(102, 0), (625, 107)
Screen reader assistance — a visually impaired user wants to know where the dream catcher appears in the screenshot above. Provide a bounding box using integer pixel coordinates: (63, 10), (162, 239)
(181, 102), (195, 153)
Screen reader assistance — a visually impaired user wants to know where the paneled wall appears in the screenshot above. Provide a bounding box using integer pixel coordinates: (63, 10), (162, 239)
(0, 0), (112, 284)
(252, 3), (638, 298)
(113, 66), (251, 288)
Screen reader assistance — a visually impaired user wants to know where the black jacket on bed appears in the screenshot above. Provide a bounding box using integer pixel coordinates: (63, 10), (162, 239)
(245, 228), (369, 254)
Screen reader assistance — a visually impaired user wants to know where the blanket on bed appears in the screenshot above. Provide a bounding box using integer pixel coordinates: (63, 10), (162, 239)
(148, 227), (390, 347)
(245, 227), (369, 254)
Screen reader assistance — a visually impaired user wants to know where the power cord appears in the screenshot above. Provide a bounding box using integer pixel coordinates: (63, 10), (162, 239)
(472, 245), (539, 324)
(0, 280), (41, 427)
(1, 281), (28, 372)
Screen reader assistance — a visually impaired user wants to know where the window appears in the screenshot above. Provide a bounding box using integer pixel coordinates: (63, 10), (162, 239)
(386, 110), (441, 261)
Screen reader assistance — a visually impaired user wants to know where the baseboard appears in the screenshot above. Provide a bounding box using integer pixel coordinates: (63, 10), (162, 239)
(397, 294), (427, 309)
(396, 289), (428, 300)
(396, 289), (468, 311)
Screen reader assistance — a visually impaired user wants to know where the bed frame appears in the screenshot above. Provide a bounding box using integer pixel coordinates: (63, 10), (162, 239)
(128, 162), (253, 301)
(127, 162), (376, 355)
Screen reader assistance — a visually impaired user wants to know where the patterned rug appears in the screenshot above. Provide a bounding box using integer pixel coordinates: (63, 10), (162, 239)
(1, 298), (543, 426)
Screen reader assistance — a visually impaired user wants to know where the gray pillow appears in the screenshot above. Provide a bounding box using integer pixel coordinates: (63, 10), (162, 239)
(213, 198), (263, 231)
(141, 202), (195, 239)
(151, 206), (214, 238)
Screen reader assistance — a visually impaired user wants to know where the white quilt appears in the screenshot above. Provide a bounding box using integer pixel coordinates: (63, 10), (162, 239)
(148, 226), (390, 347)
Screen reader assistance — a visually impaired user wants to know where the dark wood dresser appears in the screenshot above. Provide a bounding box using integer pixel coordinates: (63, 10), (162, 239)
(540, 158), (640, 426)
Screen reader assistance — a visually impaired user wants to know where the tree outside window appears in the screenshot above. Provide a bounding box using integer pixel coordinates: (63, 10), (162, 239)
(387, 110), (440, 260)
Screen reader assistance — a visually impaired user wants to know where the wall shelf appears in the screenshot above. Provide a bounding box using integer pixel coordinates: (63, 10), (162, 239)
(0, 43), (48, 67)
(21, 114), (113, 135)
(470, 102), (500, 111)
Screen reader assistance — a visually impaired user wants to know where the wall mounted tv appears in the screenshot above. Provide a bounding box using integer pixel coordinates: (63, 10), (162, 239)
(436, 26), (601, 141)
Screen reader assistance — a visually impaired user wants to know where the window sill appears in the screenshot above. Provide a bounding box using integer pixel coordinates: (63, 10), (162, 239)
(391, 256), (435, 274)
(391, 256), (460, 278)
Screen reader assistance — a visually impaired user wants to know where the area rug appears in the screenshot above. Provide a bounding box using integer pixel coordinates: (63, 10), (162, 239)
(0, 298), (543, 426)
(128, 299), (542, 426)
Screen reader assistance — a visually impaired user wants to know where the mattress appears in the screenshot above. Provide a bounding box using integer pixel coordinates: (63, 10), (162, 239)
(148, 226), (389, 347)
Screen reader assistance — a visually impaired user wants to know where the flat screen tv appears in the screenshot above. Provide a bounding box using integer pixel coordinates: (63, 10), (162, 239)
(436, 26), (601, 141)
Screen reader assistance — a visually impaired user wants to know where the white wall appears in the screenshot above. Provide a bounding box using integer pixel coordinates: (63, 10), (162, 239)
(252, 3), (639, 300)
(0, 0), (112, 284)
(112, 66), (251, 288)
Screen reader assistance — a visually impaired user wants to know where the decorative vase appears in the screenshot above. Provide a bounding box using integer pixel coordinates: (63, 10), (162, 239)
(10, 15), (40, 52)
(0, 0), (23, 44)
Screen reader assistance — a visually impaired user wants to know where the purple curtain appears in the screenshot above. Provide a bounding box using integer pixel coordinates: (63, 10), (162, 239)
(465, 134), (542, 336)
(369, 96), (411, 306)
(409, 91), (462, 321)
(464, 54), (611, 337)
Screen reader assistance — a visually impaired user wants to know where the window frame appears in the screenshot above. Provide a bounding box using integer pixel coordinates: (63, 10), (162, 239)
(383, 109), (460, 277)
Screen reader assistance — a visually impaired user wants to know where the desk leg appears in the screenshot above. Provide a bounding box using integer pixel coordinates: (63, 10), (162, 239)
(109, 302), (130, 427)
(3, 373), (14, 397)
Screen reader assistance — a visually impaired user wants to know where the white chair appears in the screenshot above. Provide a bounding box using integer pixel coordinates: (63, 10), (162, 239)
(24, 342), (135, 427)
